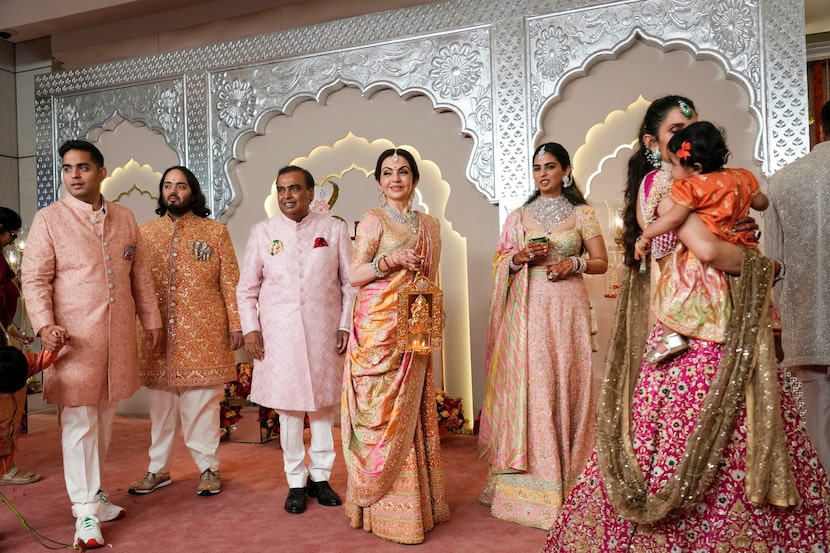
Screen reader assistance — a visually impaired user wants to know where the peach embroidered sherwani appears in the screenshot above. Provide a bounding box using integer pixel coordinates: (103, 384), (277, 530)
(138, 212), (240, 386)
(237, 211), (354, 411)
(22, 194), (161, 407)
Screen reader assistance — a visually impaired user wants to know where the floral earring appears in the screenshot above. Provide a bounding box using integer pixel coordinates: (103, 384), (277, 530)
(562, 174), (572, 188)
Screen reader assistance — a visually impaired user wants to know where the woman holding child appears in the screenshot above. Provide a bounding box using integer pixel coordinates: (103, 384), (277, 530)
(543, 96), (830, 551)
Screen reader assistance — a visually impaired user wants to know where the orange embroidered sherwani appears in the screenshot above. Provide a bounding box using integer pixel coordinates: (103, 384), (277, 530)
(137, 212), (240, 387)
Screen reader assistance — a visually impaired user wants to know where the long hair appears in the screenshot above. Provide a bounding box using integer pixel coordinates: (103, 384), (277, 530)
(668, 121), (729, 175)
(525, 142), (587, 207)
(621, 95), (696, 266)
(155, 166), (211, 218)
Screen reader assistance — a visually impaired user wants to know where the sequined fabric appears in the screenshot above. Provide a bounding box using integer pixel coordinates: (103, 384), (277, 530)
(477, 204), (600, 530)
(766, 141), (830, 369)
(543, 255), (830, 552)
(342, 208), (449, 544)
(138, 213), (241, 387)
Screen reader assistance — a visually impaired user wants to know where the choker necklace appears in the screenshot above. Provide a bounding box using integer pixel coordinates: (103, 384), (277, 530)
(384, 205), (418, 233)
(527, 195), (573, 234)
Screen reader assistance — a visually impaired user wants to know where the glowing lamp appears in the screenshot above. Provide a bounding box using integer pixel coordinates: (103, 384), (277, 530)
(397, 275), (444, 354)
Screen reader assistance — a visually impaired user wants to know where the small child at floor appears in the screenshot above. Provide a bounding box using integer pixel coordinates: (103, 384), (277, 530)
(1, 327), (67, 480)
(634, 121), (769, 364)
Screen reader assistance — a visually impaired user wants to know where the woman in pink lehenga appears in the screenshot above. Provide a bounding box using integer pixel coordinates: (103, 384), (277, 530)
(342, 148), (450, 545)
(543, 96), (830, 551)
(478, 143), (608, 530)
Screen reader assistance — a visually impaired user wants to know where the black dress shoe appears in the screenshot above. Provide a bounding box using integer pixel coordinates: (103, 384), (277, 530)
(307, 479), (342, 506)
(284, 487), (307, 514)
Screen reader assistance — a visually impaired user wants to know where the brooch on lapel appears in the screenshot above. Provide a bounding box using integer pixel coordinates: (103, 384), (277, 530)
(122, 244), (136, 261)
(269, 240), (283, 255)
(313, 237), (328, 248)
(190, 241), (212, 261)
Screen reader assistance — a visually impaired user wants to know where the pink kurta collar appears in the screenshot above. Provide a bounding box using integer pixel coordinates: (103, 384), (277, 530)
(62, 192), (107, 212)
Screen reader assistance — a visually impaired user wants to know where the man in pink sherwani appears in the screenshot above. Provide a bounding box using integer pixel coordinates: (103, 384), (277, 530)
(237, 165), (355, 515)
(21, 140), (162, 549)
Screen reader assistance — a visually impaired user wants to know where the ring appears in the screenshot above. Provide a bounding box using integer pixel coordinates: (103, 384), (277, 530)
(754, 229), (762, 240)
(528, 252), (535, 259)
(547, 273), (554, 281)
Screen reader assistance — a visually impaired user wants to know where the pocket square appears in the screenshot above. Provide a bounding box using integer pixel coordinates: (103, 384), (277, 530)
(313, 237), (328, 248)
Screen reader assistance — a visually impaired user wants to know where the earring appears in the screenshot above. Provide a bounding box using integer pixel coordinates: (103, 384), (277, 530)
(562, 174), (571, 188)
(407, 193), (414, 210)
(378, 190), (387, 206)
(645, 147), (661, 168)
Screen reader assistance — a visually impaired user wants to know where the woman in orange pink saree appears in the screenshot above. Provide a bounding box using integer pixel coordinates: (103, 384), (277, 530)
(342, 148), (450, 544)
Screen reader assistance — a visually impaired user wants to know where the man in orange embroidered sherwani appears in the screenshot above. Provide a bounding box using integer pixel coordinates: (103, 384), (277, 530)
(129, 166), (242, 499)
(21, 140), (162, 549)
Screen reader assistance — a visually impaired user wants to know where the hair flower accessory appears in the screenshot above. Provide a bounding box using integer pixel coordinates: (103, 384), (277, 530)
(677, 140), (692, 160)
(678, 100), (694, 120)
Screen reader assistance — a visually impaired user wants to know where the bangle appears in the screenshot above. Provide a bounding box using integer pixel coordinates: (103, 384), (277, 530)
(773, 259), (786, 283)
(508, 255), (523, 272)
(570, 256), (587, 274)
(371, 255), (389, 279)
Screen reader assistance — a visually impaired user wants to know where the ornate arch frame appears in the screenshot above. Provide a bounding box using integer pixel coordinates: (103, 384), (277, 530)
(35, 0), (807, 222)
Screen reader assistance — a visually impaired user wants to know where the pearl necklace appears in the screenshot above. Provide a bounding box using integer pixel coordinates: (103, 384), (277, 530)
(527, 195), (573, 234)
(384, 205), (418, 234)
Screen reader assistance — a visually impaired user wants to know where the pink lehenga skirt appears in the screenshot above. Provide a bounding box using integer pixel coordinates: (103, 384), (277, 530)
(542, 326), (830, 552)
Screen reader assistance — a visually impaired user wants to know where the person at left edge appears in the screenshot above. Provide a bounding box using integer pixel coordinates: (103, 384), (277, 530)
(21, 139), (163, 550)
(237, 165), (355, 515)
(128, 165), (243, 499)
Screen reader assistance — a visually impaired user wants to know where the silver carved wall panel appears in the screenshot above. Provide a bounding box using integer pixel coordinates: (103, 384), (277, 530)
(35, 0), (807, 220)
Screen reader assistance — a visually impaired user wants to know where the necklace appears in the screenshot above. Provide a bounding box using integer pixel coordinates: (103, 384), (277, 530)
(527, 194), (574, 234)
(384, 205), (419, 234)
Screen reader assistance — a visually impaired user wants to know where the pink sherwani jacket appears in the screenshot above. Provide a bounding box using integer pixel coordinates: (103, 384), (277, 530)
(237, 211), (355, 411)
(21, 194), (162, 407)
(138, 212), (241, 387)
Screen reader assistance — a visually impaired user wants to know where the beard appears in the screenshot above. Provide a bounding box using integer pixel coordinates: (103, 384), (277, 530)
(164, 197), (192, 216)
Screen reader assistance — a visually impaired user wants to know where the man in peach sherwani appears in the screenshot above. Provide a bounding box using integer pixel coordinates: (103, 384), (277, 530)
(237, 165), (354, 515)
(21, 140), (162, 550)
(129, 165), (243, 498)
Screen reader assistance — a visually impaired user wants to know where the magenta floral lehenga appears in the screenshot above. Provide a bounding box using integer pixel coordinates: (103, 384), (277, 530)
(543, 251), (830, 552)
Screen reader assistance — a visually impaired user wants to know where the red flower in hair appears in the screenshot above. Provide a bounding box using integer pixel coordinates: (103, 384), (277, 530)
(677, 140), (692, 160)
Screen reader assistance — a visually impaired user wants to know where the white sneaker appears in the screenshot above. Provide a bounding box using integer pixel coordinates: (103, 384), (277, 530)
(96, 490), (125, 521)
(74, 514), (105, 549)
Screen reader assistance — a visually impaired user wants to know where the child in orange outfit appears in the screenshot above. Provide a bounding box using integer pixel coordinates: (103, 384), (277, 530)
(0, 326), (67, 483)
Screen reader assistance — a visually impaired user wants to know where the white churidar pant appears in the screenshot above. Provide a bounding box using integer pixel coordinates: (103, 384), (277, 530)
(147, 384), (224, 474)
(278, 405), (335, 488)
(61, 401), (117, 517)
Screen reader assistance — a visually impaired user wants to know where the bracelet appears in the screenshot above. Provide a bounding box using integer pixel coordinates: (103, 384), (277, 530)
(371, 255), (389, 279)
(773, 258), (786, 283)
(508, 255), (523, 272)
(569, 256), (587, 274)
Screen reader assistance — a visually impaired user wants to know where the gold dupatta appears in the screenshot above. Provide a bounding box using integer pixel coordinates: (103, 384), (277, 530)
(595, 248), (797, 525)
